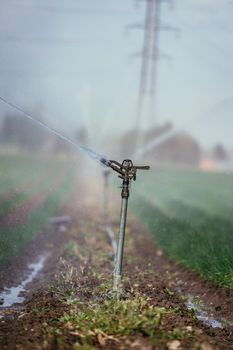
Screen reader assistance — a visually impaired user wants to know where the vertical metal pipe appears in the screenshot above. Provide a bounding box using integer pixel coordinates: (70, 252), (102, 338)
(109, 159), (149, 295)
(113, 177), (129, 292)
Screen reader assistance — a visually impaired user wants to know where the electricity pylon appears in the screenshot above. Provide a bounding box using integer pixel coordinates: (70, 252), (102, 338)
(134, 0), (176, 150)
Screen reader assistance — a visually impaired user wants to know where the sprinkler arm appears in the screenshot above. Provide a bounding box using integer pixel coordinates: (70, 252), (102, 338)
(108, 159), (150, 181)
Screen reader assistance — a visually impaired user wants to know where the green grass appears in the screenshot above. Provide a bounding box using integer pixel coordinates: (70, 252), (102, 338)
(60, 297), (168, 340)
(0, 154), (77, 264)
(130, 166), (233, 289)
(56, 292), (189, 348)
(0, 155), (56, 193)
(134, 167), (233, 220)
(0, 162), (66, 215)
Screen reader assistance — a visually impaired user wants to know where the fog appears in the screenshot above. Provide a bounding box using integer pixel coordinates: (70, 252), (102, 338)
(0, 0), (233, 152)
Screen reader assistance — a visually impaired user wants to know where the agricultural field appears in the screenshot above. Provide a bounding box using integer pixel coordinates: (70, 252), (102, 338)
(0, 159), (233, 349)
(131, 166), (233, 288)
(0, 154), (77, 264)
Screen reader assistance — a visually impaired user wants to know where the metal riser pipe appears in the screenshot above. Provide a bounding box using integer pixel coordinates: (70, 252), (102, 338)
(113, 197), (128, 291)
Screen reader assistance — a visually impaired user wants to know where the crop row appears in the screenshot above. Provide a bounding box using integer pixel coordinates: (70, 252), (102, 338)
(131, 166), (233, 288)
(0, 155), (77, 263)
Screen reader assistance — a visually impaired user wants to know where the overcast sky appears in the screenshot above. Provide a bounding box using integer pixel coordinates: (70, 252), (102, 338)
(0, 0), (233, 149)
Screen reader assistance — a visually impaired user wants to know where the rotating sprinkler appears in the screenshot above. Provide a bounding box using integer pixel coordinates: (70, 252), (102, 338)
(107, 159), (150, 295)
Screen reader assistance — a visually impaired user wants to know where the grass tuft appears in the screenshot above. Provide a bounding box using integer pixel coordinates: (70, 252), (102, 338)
(59, 295), (171, 346)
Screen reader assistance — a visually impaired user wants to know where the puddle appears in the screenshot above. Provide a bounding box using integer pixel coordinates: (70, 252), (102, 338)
(185, 294), (224, 329)
(0, 254), (48, 308)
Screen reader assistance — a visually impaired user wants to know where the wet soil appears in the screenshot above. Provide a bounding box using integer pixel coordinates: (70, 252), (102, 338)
(0, 180), (84, 290)
(131, 218), (233, 325)
(0, 185), (232, 349)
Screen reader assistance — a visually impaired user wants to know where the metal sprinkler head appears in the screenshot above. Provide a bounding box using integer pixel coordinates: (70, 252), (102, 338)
(108, 159), (150, 183)
(107, 159), (150, 297)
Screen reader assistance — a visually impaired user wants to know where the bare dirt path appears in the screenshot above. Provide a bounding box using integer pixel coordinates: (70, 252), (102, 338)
(0, 177), (84, 289)
(0, 185), (232, 349)
(0, 167), (69, 228)
(0, 167), (54, 206)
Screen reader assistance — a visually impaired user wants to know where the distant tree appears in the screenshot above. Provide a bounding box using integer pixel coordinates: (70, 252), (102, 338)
(145, 131), (201, 166)
(213, 143), (228, 161)
(1, 113), (49, 152)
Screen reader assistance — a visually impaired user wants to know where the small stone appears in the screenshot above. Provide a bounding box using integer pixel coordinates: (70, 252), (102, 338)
(156, 250), (163, 256)
(167, 340), (181, 350)
(59, 225), (67, 232)
(131, 339), (152, 349)
(195, 328), (203, 335)
(201, 342), (214, 350)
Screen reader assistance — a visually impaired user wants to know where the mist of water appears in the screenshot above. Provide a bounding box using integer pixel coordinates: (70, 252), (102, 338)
(0, 95), (111, 167)
(79, 145), (111, 167)
(134, 128), (179, 160)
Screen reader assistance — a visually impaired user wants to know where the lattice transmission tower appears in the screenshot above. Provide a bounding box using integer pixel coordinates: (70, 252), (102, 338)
(134, 0), (176, 139)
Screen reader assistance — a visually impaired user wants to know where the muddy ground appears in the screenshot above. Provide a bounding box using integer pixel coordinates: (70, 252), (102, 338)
(0, 183), (233, 350)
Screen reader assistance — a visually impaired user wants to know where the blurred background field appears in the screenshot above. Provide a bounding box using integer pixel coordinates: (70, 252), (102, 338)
(131, 166), (233, 288)
(0, 154), (77, 264)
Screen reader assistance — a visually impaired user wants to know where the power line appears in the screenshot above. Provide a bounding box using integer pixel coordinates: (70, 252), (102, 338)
(4, 5), (131, 16)
(0, 70), (81, 77)
(0, 36), (80, 45)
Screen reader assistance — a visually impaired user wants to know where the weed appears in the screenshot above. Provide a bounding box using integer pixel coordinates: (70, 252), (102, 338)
(189, 307), (197, 319)
(59, 294), (171, 347)
(32, 306), (50, 316)
(74, 344), (98, 350)
(62, 241), (89, 261)
(168, 326), (194, 340)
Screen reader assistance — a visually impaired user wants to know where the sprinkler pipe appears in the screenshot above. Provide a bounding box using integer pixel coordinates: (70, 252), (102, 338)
(107, 159), (150, 294)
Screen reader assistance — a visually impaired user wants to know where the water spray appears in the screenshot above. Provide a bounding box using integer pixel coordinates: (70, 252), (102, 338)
(0, 95), (110, 167)
(0, 95), (151, 295)
(107, 159), (150, 295)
